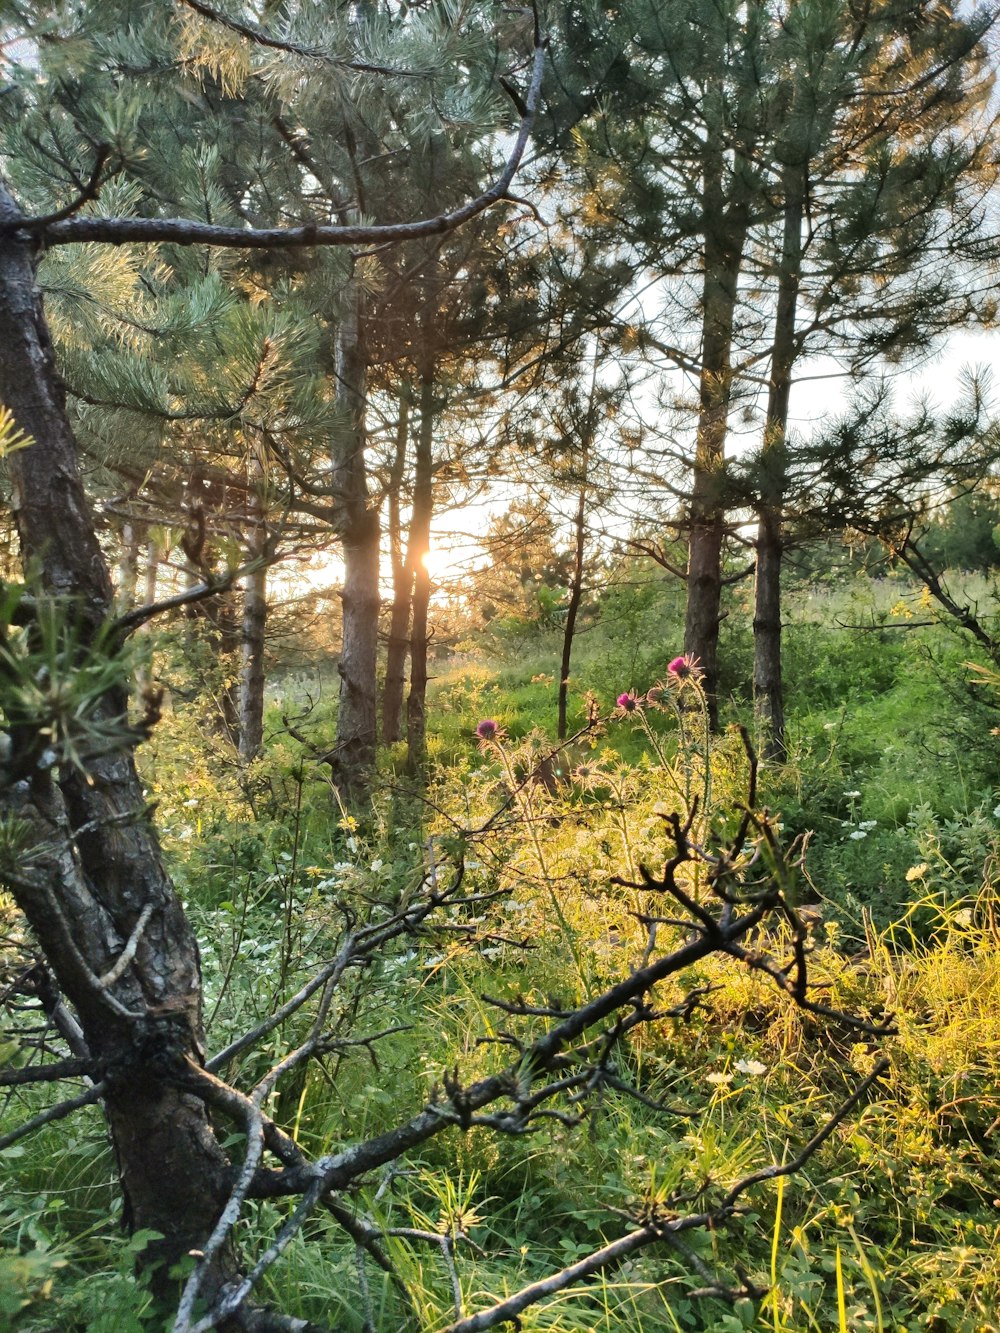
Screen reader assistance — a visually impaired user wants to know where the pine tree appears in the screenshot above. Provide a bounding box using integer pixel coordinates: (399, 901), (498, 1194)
(745, 0), (997, 759)
(550, 0), (998, 738)
(0, 0), (544, 1308)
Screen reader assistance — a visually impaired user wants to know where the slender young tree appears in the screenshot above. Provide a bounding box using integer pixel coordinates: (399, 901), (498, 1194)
(328, 276), (381, 795)
(381, 382), (412, 744)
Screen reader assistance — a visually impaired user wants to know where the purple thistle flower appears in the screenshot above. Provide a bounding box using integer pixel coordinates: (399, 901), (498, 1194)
(475, 718), (500, 741)
(616, 691), (640, 713)
(667, 654), (703, 686)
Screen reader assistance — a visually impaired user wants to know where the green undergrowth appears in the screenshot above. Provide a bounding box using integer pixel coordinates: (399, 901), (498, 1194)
(6, 573), (1000, 1329)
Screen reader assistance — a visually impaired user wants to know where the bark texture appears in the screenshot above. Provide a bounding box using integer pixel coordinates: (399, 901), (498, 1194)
(329, 280), (380, 799)
(753, 166), (803, 764)
(0, 179), (233, 1293)
(683, 132), (747, 728)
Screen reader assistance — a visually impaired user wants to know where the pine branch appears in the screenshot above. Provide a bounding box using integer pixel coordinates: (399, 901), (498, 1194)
(8, 34), (548, 252)
(177, 0), (432, 78)
(24, 145), (111, 228)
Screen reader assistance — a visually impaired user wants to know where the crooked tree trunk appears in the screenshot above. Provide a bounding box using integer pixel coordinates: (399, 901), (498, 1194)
(0, 181), (233, 1296)
(405, 370), (436, 773)
(683, 138), (748, 729)
(753, 167), (803, 764)
(381, 386), (412, 745)
(330, 279), (379, 800)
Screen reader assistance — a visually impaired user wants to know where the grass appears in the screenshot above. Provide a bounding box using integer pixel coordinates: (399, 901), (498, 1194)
(6, 569), (1000, 1329)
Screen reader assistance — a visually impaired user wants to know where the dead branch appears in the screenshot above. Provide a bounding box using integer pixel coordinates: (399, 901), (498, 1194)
(0, 1056), (94, 1086)
(0, 1079), (108, 1153)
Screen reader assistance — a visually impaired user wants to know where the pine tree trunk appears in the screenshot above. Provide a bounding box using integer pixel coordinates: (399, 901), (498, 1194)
(238, 471), (268, 763)
(144, 536), (160, 609)
(753, 167), (803, 763)
(0, 180), (234, 1298)
(330, 279), (379, 799)
(212, 590), (242, 747)
(405, 370), (436, 773)
(117, 520), (140, 612)
(382, 387), (411, 745)
(558, 480), (588, 742)
(135, 535), (160, 689)
(683, 136), (747, 728)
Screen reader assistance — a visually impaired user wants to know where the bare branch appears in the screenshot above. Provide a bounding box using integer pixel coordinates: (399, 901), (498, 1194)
(112, 567), (243, 636)
(442, 1060), (890, 1332)
(98, 902), (154, 987)
(0, 1056), (94, 1087)
(440, 1225), (670, 1333)
(0, 1079), (107, 1153)
(719, 1057), (891, 1209)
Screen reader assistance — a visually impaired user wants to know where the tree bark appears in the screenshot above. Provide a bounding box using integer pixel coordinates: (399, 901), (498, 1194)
(329, 278), (380, 799)
(405, 369), (436, 772)
(753, 164), (804, 764)
(0, 179), (234, 1296)
(210, 587), (242, 747)
(381, 386), (412, 745)
(683, 132), (747, 729)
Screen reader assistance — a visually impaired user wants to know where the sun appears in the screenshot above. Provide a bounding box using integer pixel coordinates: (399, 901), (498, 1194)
(421, 544), (463, 581)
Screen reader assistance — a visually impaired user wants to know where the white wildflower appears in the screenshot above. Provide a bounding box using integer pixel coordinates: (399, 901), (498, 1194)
(848, 829), (868, 840)
(734, 1058), (767, 1077)
(706, 1071), (733, 1085)
(843, 790), (862, 799)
